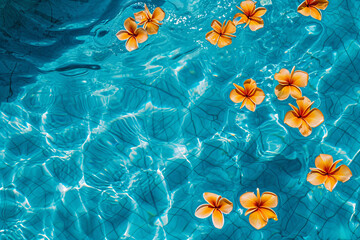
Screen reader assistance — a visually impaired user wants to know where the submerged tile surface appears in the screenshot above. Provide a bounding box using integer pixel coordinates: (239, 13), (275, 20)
(0, 0), (359, 239)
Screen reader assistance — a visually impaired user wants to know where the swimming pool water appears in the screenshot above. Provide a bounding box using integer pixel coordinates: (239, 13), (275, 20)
(0, 0), (360, 239)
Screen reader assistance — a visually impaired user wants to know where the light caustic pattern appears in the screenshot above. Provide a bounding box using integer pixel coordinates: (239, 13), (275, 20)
(0, 0), (359, 239)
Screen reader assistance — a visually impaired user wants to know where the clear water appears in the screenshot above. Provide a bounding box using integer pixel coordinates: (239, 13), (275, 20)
(0, 0), (359, 239)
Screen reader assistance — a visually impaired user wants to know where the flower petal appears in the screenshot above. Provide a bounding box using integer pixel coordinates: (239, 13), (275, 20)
(250, 88), (265, 105)
(233, 13), (248, 25)
(299, 120), (312, 137)
(124, 17), (137, 34)
(256, 188), (261, 202)
(260, 192), (278, 208)
(324, 175), (338, 192)
(304, 108), (324, 127)
(125, 36), (138, 52)
(249, 210), (268, 230)
(218, 198), (233, 214)
(307, 171), (327, 185)
(248, 18), (264, 31)
(284, 111), (302, 128)
(145, 22), (160, 35)
(230, 89), (245, 103)
(211, 19), (222, 33)
(223, 20), (236, 35)
(144, 4), (152, 18)
(289, 103), (300, 114)
(195, 204), (214, 218)
(289, 86), (302, 99)
(310, 7), (322, 20)
(134, 11), (148, 23)
(116, 30), (131, 41)
(290, 66), (296, 76)
(315, 154), (333, 172)
(240, 191), (258, 209)
(206, 31), (220, 45)
(245, 208), (257, 216)
(310, 168), (326, 175)
(275, 85), (291, 100)
(241, 1), (256, 15)
(296, 97), (313, 114)
(203, 192), (220, 206)
(152, 7), (165, 21)
(240, 98), (247, 109)
(332, 165), (352, 183)
(243, 79), (257, 95)
(298, 2), (311, 16)
(135, 28), (148, 43)
(244, 98), (256, 112)
(315, 0), (329, 10)
(217, 35), (232, 48)
(233, 83), (246, 95)
(292, 70), (309, 87)
(329, 159), (342, 172)
(259, 207), (278, 221)
(274, 68), (291, 84)
(253, 7), (267, 17)
(212, 209), (224, 229)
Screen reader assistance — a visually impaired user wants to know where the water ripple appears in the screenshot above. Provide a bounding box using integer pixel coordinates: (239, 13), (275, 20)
(0, 0), (360, 239)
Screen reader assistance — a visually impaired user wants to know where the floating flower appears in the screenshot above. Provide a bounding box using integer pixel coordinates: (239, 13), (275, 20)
(206, 20), (236, 48)
(240, 188), (278, 230)
(274, 66), (309, 100)
(116, 17), (148, 52)
(134, 4), (165, 35)
(284, 96), (324, 137)
(307, 154), (352, 192)
(297, 0), (329, 21)
(233, 1), (267, 31)
(230, 79), (265, 112)
(195, 192), (233, 229)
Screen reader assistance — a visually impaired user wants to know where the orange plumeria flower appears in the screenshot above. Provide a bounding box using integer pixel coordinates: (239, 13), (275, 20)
(233, 1), (267, 31)
(297, 0), (329, 21)
(116, 17), (148, 52)
(206, 20), (236, 48)
(134, 4), (165, 35)
(240, 188), (278, 230)
(284, 96), (324, 137)
(274, 66), (309, 100)
(195, 192), (233, 229)
(307, 154), (352, 192)
(230, 79), (265, 112)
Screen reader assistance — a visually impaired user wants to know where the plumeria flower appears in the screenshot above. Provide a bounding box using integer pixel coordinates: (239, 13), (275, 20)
(206, 20), (236, 48)
(116, 17), (148, 52)
(134, 4), (165, 35)
(274, 66), (309, 100)
(297, 0), (329, 21)
(233, 1), (267, 31)
(284, 96), (324, 137)
(307, 154), (352, 192)
(195, 192), (233, 229)
(230, 79), (265, 112)
(240, 188), (278, 230)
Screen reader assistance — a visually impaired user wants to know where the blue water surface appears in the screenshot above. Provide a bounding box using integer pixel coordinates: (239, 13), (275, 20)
(0, 0), (360, 239)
